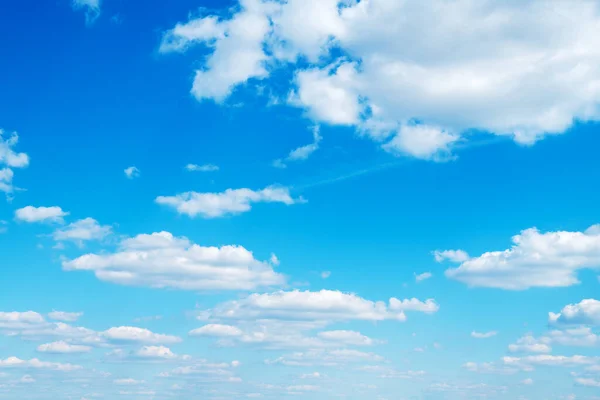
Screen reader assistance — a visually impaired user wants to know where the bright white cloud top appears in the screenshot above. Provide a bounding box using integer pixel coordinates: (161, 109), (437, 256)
(443, 225), (600, 289)
(155, 186), (301, 218)
(161, 0), (600, 159)
(14, 206), (69, 223)
(62, 231), (285, 290)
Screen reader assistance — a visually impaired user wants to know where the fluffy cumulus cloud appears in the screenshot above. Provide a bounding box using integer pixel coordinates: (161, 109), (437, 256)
(71, 0), (101, 25)
(508, 328), (599, 353)
(101, 326), (181, 344)
(62, 231), (285, 291)
(444, 225), (600, 290)
(0, 129), (29, 195)
(206, 289), (438, 322)
(14, 206), (69, 224)
(156, 186), (301, 218)
(53, 218), (112, 244)
(550, 299), (600, 326)
(36, 341), (91, 354)
(189, 324), (244, 338)
(161, 0), (600, 160)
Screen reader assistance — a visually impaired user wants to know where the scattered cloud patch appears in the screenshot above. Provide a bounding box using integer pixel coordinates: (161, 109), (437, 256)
(53, 218), (112, 244)
(550, 299), (600, 326)
(37, 341), (91, 354)
(185, 163), (219, 172)
(71, 0), (101, 25)
(471, 331), (497, 339)
(156, 186), (302, 218)
(48, 311), (83, 322)
(415, 272), (432, 282)
(15, 206), (69, 224)
(273, 126), (321, 168)
(0, 129), (29, 196)
(124, 166), (140, 179)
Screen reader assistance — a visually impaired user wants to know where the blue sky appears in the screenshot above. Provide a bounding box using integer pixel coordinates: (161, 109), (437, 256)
(1, 0), (600, 399)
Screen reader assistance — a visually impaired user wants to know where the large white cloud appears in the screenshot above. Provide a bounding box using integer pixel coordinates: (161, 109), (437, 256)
(161, 0), (600, 160)
(443, 225), (600, 290)
(206, 289), (438, 322)
(62, 231), (285, 291)
(550, 299), (600, 326)
(156, 186), (301, 218)
(15, 206), (69, 224)
(0, 130), (29, 195)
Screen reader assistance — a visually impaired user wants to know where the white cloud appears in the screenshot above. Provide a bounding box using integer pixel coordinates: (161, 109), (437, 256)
(273, 126), (322, 168)
(0, 220), (7, 234)
(190, 324), (243, 338)
(503, 354), (598, 369)
(37, 341), (91, 354)
(160, 0), (276, 101)
(550, 299), (600, 326)
(48, 311), (83, 322)
(185, 163), (219, 172)
(114, 378), (144, 385)
(508, 335), (552, 354)
(53, 218), (112, 244)
(382, 124), (459, 160)
(14, 206), (69, 224)
(162, 1), (600, 159)
(71, 0), (101, 25)
(0, 357), (81, 372)
(0, 311), (45, 330)
(133, 346), (187, 360)
(317, 330), (375, 346)
(445, 225), (600, 289)
(415, 272), (432, 282)
(63, 231), (285, 291)
(320, 271), (331, 279)
(207, 290), (438, 323)
(20, 375), (35, 383)
(0, 130), (29, 195)
(101, 327), (181, 344)
(266, 349), (384, 367)
(124, 166), (140, 179)
(471, 331), (497, 339)
(433, 249), (470, 263)
(156, 186), (301, 218)
(576, 378), (600, 387)
(522, 378), (534, 385)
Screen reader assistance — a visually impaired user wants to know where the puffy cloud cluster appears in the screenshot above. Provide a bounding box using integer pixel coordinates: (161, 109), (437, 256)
(62, 231), (285, 291)
(156, 186), (301, 218)
(0, 129), (29, 196)
(443, 225), (600, 289)
(161, 0), (600, 159)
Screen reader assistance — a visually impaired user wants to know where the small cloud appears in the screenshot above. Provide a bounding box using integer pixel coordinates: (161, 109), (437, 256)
(414, 272), (432, 282)
(433, 249), (470, 263)
(270, 253), (280, 266)
(185, 163), (219, 172)
(71, 0), (101, 25)
(124, 166), (140, 179)
(471, 331), (497, 339)
(321, 271), (331, 279)
(521, 378), (534, 385)
(272, 126), (321, 168)
(14, 206), (69, 224)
